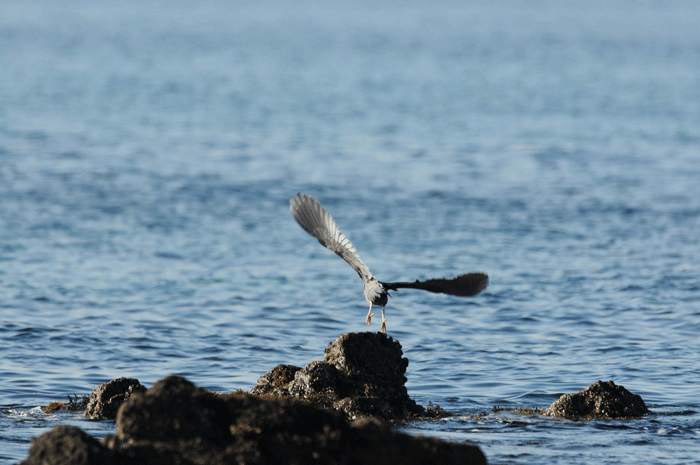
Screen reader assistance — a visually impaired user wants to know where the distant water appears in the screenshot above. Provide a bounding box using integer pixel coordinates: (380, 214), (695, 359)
(1, 1), (699, 463)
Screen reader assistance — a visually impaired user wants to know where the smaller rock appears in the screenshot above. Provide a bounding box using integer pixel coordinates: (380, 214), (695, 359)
(84, 377), (146, 420)
(21, 425), (118, 465)
(545, 380), (650, 419)
(250, 364), (301, 396)
(289, 361), (342, 398)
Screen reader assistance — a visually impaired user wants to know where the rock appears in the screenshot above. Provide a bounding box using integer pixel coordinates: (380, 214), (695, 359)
(333, 395), (391, 418)
(105, 375), (249, 464)
(225, 393), (487, 465)
(544, 380), (650, 419)
(289, 360), (343, 398)
(21, 425), (118, 465)
(114, 375), (232, 447)
(324, 332), (419, 418)
(250, 364), (301, 396)
(24, 375), (487, 465)
(84, 377), (147, 420)
(252, 332), (423, 419)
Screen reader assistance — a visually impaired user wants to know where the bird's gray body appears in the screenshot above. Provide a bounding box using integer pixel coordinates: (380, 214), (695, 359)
(289, 193), (488, 333)
(363, 278), (388, 310)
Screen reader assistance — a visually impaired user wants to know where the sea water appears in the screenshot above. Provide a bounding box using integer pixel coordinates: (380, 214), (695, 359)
(1, 1), (699, 463)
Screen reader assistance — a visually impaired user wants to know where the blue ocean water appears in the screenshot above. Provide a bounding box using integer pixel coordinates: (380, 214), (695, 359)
(1, 1), (699, 463)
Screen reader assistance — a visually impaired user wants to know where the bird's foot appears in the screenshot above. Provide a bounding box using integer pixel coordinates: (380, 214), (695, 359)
(380, 318), (387, 334)
(366, 313), (375, 326)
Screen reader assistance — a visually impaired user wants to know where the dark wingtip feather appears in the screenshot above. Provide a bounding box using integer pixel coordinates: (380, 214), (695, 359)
(444, 272), (489, 296)
(382, 272), (489, 296)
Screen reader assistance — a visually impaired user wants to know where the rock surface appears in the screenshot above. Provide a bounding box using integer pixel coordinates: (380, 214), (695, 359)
(22, 375), (487, 465)
(544, 380), (650, 419)
(251, 331), (425, 419)
(84, 377), (147, 420)
(249, 364), (301, 396)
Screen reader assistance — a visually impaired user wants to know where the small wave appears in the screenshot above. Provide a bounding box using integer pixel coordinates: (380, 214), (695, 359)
(5, 406), (44, 417)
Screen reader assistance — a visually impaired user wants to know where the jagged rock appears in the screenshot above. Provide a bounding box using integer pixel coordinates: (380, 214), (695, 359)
(23, 375), (487, 465)
(84, 377), (147, 420)
(324, 332), (418, 418)
(250, 364), (301, 396)
(252, 332), (423, 419)
(544, 380), (650, 419)
(21, 425), (119, 465)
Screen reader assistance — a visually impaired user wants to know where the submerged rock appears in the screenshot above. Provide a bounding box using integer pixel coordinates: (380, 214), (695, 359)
(251, 332), (424, 420)
(43, 394), (89, 414)
(23, 375), (487, 465)
(84, 377), (147, 420)
(544, 380), (650, 419)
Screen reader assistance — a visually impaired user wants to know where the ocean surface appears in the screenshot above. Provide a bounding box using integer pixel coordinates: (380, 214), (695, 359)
(1, 1), (699, 463)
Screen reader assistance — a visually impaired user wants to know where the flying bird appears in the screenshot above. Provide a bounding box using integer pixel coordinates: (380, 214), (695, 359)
(289, 193), (488, 333)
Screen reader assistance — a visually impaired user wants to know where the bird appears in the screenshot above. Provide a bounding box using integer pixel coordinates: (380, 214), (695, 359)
(289, 193), (488, 333)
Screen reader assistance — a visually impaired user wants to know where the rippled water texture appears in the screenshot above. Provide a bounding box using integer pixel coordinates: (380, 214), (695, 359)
(1, 1), (699, 463)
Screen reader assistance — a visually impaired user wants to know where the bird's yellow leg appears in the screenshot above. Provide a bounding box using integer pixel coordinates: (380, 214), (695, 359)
(366, 302), (375, 326)
(380, 307), (387, 334)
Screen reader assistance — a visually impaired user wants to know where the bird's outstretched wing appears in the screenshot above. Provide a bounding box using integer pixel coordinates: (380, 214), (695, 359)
(290, 193), (374, 282)
(381, 273), (489, 297)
